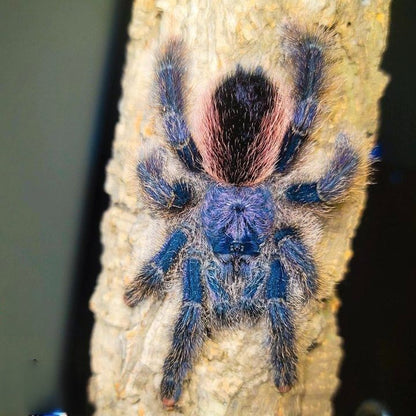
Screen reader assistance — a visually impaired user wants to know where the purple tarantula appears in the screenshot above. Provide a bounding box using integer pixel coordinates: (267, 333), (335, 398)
(124, 27), (360, 409)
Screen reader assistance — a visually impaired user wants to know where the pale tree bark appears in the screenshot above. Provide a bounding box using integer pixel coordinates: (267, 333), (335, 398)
(89, 1), (390, 415)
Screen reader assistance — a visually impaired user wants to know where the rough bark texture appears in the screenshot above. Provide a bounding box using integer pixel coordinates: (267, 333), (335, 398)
(89, 1), (390, 415)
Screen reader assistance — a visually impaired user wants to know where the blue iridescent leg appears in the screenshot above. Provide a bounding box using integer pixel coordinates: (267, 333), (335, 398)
(286, 134), (359, 204)
(156, 40), (202, 171)
(276, 30), (327, 172)
(137, 152), (195, 212)
(266, 259), (297, 392)
(160, 258), (205, 408)
(205, 261), (233, 326)
(124, 229), (187, 307)
(274, 227), (318, 303)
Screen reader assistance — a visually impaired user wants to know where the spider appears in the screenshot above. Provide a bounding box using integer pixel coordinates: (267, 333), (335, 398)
(124, 26), (360, 409)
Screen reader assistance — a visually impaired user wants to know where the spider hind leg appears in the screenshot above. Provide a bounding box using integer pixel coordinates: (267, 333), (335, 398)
(156, 40), (202, 172)
(276, 27), (330, 173)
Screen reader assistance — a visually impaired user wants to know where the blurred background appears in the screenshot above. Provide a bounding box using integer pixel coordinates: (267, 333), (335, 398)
(0, 1), (414, 415)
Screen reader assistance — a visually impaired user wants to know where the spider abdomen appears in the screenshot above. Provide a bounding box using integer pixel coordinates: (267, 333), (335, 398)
(194, 66), (293, 186)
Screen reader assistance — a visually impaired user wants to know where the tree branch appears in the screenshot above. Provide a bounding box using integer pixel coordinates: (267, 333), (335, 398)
(89, 1), (390, 414)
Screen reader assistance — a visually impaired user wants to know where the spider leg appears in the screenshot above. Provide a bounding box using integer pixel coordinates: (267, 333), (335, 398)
(205, 261), (233, 326)
(124, 229), (187, 307)
(137, 152), (195, 212)
(239, 264), (265, 318)
(156, 40), (202, 171)
(285, 134), (359, 204)
(161, 257), (205, 408)
(274, 228), (318, 303)
(266, 228), (318, 391)
(275, 29), (327, 173)
(266, 258), (297, 392)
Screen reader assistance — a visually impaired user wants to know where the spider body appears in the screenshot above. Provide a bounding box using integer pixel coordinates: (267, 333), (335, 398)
(124, 27), (360, 408)
(201, 185), (275, 258)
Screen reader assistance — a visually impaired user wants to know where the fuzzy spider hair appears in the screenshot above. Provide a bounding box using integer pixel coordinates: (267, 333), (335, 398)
(124, 26), (361, 409)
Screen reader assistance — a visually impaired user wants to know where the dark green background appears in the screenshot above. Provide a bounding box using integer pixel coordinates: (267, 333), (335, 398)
(0, 1), (131, 414)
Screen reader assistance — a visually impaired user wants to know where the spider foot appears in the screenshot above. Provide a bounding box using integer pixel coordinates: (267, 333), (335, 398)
(273, 366), (297, 394)
(123, 265), (165, 307)
(160, 373), (182, 410)
(277, 384), (292, 394)
(162, 397), (176, 411)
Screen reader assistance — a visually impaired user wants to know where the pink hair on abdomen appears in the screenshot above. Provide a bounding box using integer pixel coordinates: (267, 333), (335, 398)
(192, 80), (293, 186)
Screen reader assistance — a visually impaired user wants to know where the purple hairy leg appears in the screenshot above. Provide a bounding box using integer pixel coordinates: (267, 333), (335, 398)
(137, 151), (195, 211)
(161, 257), (205, 408)
(265, 227), (318, 390)
(276, 27), (329, 172)
(124, 229), (187, 306)
(205, 261), (233, 326)
(286, 134), (359, 204)
(156, 40), (202, 171)
(266, 258), (297, 391)
(239, 264), (265, 318)
(274, 227), (318, 304)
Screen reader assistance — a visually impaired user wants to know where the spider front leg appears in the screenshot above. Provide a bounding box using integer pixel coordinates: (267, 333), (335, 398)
(267, 228), (318, 391)
(124, 228), (187, 307)
(276, 27), (328, 173)
(156, 40), (202, 171)
(274, 228), (318, 303)
(266, 258), (297, 392)
(286, 134), (359, 204)
(160, 257), (205, 408)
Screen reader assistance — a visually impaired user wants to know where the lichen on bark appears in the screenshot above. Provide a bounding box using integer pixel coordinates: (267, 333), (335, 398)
(89, 1), (390, 415)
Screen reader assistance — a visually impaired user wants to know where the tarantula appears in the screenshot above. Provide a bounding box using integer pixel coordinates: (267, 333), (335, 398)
(124, 27), (360, 409)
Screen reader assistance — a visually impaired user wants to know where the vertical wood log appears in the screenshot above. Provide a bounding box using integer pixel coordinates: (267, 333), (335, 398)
(89, 1), (390, 415)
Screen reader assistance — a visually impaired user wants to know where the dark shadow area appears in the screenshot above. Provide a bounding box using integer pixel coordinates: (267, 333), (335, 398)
(335, 1), (416, 415)
(61, 2), (132, 415)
